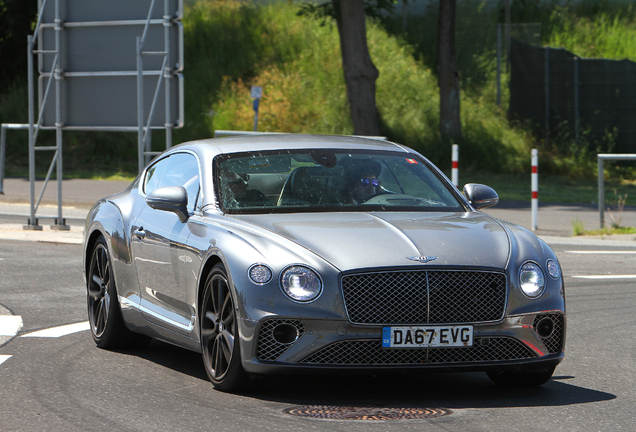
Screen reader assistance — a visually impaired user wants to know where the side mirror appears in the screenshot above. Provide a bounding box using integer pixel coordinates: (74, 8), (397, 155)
(146, 186), (189, 221)
(463, 183), (499, 209)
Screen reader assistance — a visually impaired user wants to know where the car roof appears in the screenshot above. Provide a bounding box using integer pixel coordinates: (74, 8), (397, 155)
(175, 133), (412, 155)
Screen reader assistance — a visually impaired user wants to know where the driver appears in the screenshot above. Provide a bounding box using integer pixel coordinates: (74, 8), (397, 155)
(220, 170), (268, 208)
(342, 160), (383, 204)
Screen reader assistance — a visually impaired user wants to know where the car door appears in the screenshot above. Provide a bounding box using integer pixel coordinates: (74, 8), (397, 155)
(131, 152), (201, 334)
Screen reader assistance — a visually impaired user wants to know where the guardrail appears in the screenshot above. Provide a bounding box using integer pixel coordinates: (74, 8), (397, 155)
(598, 154), (636, 228)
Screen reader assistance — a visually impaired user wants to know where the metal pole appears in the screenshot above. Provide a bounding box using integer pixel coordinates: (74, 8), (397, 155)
(505, 0), (510, 72)
(451, 144), (459, 187)
(137, 36), (145, 174)
(597, 154), (636, 228)
(145, 130), (152, 167)
(0, 126), (6, 194)
(598, 156), (604, 228)
(53, 0), (68, 230)
(26, 35), (41, 230)
(545, 48), (550, 146)
(496, 24), (502, 107)
(402, 0), (407, 33)
(253, 100), (259, 132)
(531, 149), (538, 231)
(254, 104), (258, 132)
(574, 57), (580, 150)
(164, 0), (173, 151)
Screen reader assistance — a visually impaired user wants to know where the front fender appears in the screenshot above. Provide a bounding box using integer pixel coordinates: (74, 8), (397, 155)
(83, 200), (139, 308)
(187, 216), (344, 336)
(501, 221), (566, 316)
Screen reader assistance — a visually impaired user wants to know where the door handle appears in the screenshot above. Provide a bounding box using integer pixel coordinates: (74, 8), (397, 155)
(134, 227), (146, 241)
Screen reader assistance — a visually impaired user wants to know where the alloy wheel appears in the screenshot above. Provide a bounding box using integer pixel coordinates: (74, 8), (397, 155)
(201, 271), (236, 382)
(88, 243), (111, 338)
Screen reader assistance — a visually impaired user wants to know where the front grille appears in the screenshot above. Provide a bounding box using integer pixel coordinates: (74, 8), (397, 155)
(534, 313), (565, 354)
(256, 319), (305, 361)
(300, 337), (536, 365)
(342, 270), (507, 325)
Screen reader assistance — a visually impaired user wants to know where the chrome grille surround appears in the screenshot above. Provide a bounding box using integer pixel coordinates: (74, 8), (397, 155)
(533, 313), (565, 354)
(256, 319), (305, 361)
(300, 337), (537, 365)
(342, 270), (507, 325)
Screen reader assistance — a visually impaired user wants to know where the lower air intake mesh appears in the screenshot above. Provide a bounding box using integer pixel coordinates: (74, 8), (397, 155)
(256, 319), (305, 361)
(300, 337), (537, 365)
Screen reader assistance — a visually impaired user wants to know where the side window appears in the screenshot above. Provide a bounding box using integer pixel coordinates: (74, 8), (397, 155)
(144, 157), (169, 196)
(144, 153), (201, 212)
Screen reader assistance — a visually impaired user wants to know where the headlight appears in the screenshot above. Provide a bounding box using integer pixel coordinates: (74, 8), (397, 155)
(280, 266), (322, 302)
(248, 264), (273, 285)
(519, 262), (546, 298)
(547, 259), (561, 279)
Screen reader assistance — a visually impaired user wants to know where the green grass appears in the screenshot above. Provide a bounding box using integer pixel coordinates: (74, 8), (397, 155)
(572, 218), (636, 236)
(546, 3), (636, 60)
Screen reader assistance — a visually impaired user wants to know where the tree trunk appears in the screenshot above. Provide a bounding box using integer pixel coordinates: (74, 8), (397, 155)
(335, 0), (380, 136)
(437, 0), (462, 141)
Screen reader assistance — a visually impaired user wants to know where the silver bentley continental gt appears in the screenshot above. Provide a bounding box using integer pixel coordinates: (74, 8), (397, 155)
(83, 134), (565, 391)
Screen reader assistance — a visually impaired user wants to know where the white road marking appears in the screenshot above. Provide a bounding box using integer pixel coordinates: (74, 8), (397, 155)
(0, 355), (12, 366)
(566, 251), (636, 254)
(0, 315), (23, 336)
(571, 275), (636, 280)
(21, 321), (90, 338)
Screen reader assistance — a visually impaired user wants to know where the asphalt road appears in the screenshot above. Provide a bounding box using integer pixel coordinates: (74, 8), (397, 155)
(1, 239), (635, 431)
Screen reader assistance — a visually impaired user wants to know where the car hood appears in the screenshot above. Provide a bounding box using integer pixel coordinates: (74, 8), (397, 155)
(232, 212), (510, 271)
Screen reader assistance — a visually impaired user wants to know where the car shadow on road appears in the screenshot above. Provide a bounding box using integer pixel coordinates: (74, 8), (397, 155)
(132, 340), (615, 410)
(245, 372), (615, 410)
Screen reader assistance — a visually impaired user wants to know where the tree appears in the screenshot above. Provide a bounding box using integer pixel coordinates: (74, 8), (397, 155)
(437, 0), (462, 141)
(336, 0), (380, 136)
(300, 1), (398, 136)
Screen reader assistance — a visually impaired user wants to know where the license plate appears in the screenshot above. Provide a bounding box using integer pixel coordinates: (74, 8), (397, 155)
(382, 325), (473, 348)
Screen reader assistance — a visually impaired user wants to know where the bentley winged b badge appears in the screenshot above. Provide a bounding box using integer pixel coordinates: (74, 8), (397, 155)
(407, 256), (438, 263)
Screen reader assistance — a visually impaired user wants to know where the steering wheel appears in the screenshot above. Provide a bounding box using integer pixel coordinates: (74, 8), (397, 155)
(363, 194), (437, 206)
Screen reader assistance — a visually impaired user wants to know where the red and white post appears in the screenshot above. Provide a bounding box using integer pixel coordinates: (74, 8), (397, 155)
(452, 144), (459, 187)
(531, 149), (538, 231)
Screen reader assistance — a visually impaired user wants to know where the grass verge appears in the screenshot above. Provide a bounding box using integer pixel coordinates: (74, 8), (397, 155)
(573, 218), (636, 236)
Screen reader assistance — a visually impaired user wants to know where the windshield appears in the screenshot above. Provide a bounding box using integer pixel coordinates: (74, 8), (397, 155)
(214, 150), (464, 214)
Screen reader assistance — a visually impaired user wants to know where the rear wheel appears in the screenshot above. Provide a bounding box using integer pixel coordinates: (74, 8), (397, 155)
(487, 366), (556, 387)
(200, 264), (249, 392)
(87, 236), (150, 349)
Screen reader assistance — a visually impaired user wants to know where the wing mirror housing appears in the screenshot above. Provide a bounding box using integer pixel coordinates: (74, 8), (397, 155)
(463, 183), (499, 209)
(146, 186), (189, 221)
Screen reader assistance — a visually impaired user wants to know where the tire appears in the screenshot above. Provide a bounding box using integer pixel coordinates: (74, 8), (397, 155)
(87, 236), (150, 349)
(200, 264), (249, 392)
(487, 366), (556, 387)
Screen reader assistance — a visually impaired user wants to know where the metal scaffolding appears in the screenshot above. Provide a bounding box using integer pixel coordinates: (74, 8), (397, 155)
(17, 0), (183, 230)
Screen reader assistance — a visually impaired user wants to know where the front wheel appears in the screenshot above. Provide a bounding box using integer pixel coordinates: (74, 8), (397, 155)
(487, 366), (556, 387)
(200, 264), (249, 392)
(87, 236), (150, 349)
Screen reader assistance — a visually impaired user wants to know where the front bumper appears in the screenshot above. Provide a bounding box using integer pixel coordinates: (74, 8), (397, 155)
(238, 312), (565, 375)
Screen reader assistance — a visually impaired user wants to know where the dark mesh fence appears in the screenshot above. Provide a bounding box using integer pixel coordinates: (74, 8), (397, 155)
(509, 38), (636, 153)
